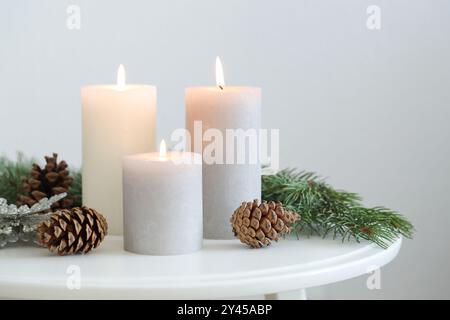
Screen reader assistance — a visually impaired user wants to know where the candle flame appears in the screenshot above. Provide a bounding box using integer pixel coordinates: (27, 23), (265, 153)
(215, 56), (225, 89)
(159, 139), (167, 160)
(117, 64), (126, 90)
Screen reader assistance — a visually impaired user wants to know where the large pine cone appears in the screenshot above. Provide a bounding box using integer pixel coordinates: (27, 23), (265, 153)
(231, 200), (300, 248)
(17, 153), (75, 209)
(37, 206), (108, 255)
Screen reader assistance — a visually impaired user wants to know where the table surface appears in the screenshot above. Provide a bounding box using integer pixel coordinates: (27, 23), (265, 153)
(0, 235), (401, 299)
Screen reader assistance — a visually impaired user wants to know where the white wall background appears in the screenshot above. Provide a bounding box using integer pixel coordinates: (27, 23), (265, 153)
(1, 0), (449, 299)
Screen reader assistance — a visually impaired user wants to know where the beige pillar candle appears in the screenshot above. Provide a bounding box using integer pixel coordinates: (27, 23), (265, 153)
(81, 65), (156, 235)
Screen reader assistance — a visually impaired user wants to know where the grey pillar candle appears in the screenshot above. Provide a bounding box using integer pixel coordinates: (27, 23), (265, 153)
(123, 144), (203, 255)
(185, 60), (261, 239)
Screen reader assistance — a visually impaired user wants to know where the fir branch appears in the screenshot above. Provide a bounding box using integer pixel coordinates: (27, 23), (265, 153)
(69, 168), (82, 207)
(0, 152), (35, 204)
(262, 168), (414, 249)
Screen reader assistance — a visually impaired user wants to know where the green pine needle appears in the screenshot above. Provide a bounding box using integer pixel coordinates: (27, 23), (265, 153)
(262, 168), (414, 248)
(69, 168), (82, 207)
(0, 152), (36, 204)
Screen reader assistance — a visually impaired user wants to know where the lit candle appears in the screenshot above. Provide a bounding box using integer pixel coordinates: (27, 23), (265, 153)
(122, 141), (203, 255)
(81, 65), (156, 235)
(185, 57), (261, 239)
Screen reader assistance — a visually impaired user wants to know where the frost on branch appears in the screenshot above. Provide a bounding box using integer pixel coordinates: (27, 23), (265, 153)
(0, 193), (67, 247)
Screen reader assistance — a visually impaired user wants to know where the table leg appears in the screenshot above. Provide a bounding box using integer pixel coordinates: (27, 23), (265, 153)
(298, 289), (307, 300)
(264, 289), (307, 300)
(264, 293), (279, 300)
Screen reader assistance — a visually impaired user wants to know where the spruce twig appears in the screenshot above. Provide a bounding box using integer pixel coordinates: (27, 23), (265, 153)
(0, 152), (35, 204)
(69, 168), (82, 207)
(262, 168), (414, 249)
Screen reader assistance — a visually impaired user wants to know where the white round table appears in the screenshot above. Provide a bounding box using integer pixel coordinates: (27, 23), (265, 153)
(0, 235), (401, 299)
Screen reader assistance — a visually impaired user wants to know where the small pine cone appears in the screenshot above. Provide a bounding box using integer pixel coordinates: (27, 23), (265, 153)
(17, 153), (75, 209)
(37, 206), (108, 255)
(230, 199), (300, 248)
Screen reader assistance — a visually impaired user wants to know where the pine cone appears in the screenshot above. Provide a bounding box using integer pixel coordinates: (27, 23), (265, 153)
(37, 206), (108, 255)
(230, 200), (300, 248)
(17, 153), (75, 209)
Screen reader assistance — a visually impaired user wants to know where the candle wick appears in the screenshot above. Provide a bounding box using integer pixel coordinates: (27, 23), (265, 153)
(219, 85), (224, 90)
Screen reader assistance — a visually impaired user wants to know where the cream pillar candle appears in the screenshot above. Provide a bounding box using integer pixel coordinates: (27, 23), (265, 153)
(82, 65), (156, 235)
(185, 57), (261, 239)
(123, 141), (203, 255)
